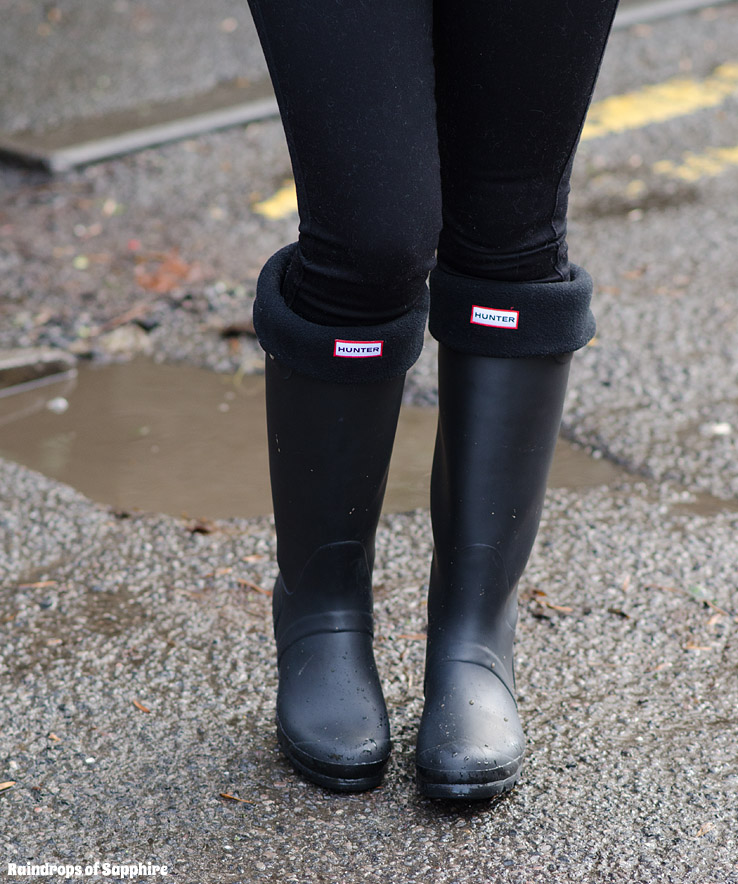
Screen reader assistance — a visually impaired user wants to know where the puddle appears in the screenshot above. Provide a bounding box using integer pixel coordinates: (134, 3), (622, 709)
(0, 359), (626, 519)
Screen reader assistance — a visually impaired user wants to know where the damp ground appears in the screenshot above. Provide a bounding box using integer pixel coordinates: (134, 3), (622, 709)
(3, 5), (738, 883)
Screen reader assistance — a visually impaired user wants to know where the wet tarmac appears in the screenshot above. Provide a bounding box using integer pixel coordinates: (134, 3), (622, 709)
(2, 3), (738, 883)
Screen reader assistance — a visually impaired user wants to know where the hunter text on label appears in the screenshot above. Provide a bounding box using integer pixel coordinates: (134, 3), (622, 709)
(334, 340), (384, 358)
(470, 307), (519, 329)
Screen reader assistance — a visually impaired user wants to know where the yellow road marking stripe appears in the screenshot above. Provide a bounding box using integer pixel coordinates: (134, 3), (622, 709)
(252, 181), (298, 219)
(582, 62), (738, 140)
(253, 63), (738, 218)
(654, 144), (738, 181)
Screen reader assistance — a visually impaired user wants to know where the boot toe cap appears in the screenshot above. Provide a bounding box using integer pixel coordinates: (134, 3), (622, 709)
(276, 633), (391, 790)
(416, 662), (525, 797)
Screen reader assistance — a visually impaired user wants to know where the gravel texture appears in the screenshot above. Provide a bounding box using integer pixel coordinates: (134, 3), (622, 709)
(2, 459), (737, 883)
(2, 5), (738, 882)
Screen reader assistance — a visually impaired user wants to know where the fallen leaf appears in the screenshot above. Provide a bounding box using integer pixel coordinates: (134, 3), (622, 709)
(684, 642), (712, 651)
(544, 602), (574, 614)
(203, 567), (233, 578)
(397, 633), (426, 641)
(607, 607), (630, 619)
(134, 249), (202, 294)
(647, 584), (732, 617)
(132, 699), (151, 713)
(236, 578), (270, 596)
(703, 598), (730, 616)
(242, 555), (267, 563)
(696, 822), (715, 838)
(0, 782), (16, 792)
(97, 303), (152, 334)
(220, 793), (254, 804)
(622, 266), (647, 279)
(525, 589), (572, 613)
(48, 733), (61, 742)
(188, 519), (216, 535)
(17, 581), (57, 589)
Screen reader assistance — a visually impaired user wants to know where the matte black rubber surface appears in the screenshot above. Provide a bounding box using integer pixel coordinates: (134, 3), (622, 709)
(265, 355), (404, 791)
(417, 343), (572, 799)
(277, 716), (388, 793)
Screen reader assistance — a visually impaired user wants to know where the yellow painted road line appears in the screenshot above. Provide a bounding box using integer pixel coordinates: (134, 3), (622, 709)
(254, 63), (738, 218)
(654, 144), (738, 182)
(252, 181), (298, 219)
(582, 62), (738, 140)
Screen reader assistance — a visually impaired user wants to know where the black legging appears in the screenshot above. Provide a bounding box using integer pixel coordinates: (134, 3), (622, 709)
(247, 0), (619, 328)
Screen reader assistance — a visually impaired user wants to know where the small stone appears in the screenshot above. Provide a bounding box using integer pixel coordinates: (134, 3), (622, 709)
(46, 397), (69, 414)
(700, 422), (732, 437)
(97, 325), (153, 357)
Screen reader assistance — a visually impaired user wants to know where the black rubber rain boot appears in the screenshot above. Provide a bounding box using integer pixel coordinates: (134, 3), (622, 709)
(415, 344), (572, 799)
(253, 243), (430, 792)
(265, 355), (404, 791)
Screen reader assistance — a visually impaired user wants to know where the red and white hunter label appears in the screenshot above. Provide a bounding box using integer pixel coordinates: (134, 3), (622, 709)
(334, 340), (384, 358)
(470, 306), (519, 329)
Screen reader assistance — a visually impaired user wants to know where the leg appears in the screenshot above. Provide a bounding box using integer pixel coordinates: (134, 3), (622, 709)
(416, 0), (619, 798)
(433, 0), (620, 286)
(246, 0), (440, 790)
(247, 0), (440, 327)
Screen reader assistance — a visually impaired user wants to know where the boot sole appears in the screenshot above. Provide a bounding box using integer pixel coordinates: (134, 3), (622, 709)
(277, 719), (388, 793)
(416, 765), (521, 800)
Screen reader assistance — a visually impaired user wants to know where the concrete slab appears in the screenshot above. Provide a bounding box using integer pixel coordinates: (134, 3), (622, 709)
(0, 347), (76, 395)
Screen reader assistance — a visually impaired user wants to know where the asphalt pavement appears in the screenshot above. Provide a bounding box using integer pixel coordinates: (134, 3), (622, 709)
(2, 4), (738, 883)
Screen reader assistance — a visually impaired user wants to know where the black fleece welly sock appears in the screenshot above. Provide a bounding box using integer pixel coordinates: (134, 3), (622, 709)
(416, 344), (572, 799)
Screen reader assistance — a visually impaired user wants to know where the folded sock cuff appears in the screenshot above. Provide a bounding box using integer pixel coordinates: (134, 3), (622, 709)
(253, 243), (430, 383)
(428, 264), (596, 358)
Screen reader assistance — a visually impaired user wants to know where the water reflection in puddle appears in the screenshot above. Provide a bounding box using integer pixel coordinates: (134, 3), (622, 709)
(0, 359), (625, 518)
